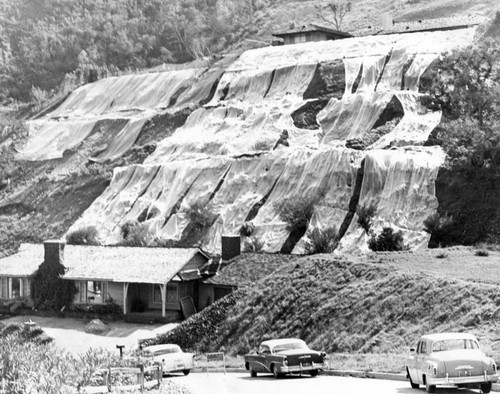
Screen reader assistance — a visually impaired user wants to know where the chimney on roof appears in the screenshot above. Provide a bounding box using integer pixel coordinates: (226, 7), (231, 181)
(221, 235), (240, 261)
(44, 240), (66, 266)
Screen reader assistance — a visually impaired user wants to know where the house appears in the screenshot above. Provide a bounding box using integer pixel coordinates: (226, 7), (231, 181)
(272, 23), (353, 45)
(0, 240), (214, 321)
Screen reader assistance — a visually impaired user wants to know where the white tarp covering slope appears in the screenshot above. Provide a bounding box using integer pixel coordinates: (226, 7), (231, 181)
(68, 27), (476, 253)
(16, 69), (204, 161)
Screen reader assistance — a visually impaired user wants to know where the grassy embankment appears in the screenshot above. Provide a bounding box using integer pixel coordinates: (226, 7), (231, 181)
(154, 249), (500, 374)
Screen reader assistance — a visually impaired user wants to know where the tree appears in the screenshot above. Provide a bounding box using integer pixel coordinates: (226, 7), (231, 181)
(423, 40), (500, 127)
(315, 0), (352, 31)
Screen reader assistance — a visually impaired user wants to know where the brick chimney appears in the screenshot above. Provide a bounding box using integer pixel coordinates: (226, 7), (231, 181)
(43, 240), (66, 266)
(221, 235), (240, 261)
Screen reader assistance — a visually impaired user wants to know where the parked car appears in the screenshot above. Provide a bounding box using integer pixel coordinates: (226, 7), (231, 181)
(244, 338), (328, 378)
(142, 344), (195, 376)
(406, 333), (498, 393)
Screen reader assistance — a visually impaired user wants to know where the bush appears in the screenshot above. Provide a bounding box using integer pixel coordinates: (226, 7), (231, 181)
(368, 227), (407, 252)
(304, 227), (338, 254)
(185, 201), (217, 232)
(66, 226), (100, 245)
(239, 221), (255, 237)
(243, 236), (264, 252)
(424, 212), (454, 247)
(275, 196), (317, 231)
(357, 203), (376, 233)
(475, 249), (490, 257)
(120, 221), (152, 246)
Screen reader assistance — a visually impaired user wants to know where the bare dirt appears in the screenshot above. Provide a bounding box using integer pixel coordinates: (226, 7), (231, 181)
(1, 315), (177, 355)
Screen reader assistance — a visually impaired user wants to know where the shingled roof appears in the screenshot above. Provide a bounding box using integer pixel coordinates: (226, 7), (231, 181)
(204, 253), (299, 287)
(272, 23), (352, 38)
(0, 243), (211, 284)
(0, 244), (42, 277)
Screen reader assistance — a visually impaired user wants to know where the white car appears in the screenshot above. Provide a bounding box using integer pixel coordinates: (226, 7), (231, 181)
(143, 344), (195, 375)
(406, 333), (498, 393)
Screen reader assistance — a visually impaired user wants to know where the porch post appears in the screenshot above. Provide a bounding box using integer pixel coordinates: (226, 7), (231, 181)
(8, 278), (12, 299)
(160, 284), (166, 318)
(123, 282), (129, 315)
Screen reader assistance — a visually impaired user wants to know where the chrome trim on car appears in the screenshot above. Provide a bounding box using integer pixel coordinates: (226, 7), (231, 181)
(427, 373), (499, 385)
(279, 362), (328, 373)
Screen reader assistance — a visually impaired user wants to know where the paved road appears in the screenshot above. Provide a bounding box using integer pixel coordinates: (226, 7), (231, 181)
(169, 372), (483, 394)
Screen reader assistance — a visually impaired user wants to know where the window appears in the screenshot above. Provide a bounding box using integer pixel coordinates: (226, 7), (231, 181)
(77, 281), (108, 303)
(167, 283), (178, 303)
(0, 277), (28, 299)
(259, 345), (271, 354)
(153, 285), (162, 303)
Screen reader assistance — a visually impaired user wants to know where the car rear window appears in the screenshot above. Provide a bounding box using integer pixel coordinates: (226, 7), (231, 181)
(432, 339), (479, 352)
(273, 342), (308, 353)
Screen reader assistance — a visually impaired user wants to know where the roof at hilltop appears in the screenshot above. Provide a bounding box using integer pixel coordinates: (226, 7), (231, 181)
(272, 23), (353, 38)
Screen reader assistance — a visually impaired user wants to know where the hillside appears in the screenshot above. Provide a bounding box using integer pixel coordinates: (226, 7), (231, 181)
(151, 248), (500, 369)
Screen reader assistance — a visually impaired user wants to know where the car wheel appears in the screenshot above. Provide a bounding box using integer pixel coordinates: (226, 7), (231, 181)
(272, 364), (281, 379)
(309, 369), (319, 377)
(183, 369), (190, 376)
(481, 382), (492, 393)
(425, 379), (435, 393)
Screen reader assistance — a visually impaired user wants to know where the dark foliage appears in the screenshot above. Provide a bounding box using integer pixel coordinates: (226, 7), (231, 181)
(304, 227), (338, 254)
(30, 260), (78, 311)
(368, 227), (407, 252)
(66, 225), (100, 245)
(357, 203), (376, 234)
(275, 196), (318, 231)
(423, 212), (454, 248)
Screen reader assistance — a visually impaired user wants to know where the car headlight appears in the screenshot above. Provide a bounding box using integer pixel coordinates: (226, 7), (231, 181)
(427, 362), (438, 375)
(283, 356), (288, 366)
(491, 362), (496, 373)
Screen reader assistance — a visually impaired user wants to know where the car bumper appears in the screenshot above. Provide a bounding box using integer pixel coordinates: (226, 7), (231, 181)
(427, 373), (499, 386)
(279, 362), (329, 374)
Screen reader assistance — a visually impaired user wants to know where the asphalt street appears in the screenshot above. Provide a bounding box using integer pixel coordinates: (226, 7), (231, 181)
(168, 372), (484, 394)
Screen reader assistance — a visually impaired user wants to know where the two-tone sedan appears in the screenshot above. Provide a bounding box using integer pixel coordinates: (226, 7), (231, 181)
(244, 338), (328, 378)
(143, 344), (195, 376)
(406, 332), (498, 393)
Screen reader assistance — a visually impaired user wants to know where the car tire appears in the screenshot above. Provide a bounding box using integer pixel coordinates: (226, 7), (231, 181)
(309, 370), (319, 377)
(250, 369), (257, 378)
(183, 370), (190, 376)
(272, 364), (281, 379)
(481, 382), (492, 393)
(425, 379), (435, 393)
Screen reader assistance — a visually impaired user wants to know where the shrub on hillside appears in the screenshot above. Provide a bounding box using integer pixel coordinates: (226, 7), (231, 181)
(120, 221), (152, 246)
(66, 226), (100, 245)
(275, 196), (317, 231)
(424, 212), (454, 247)
(239, 221), (255, 237)
(304, 226), (338, 254)
(368, 227), (407, 252)
(357, 203), (376, 233)
(185, 201), (217, 232)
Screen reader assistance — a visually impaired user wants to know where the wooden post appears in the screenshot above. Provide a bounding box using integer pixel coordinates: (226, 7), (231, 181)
(137, 364), (144, 392)
(157, 364), (162, 387)
(160, 284), (166, 318)
(123, 282), (129, 315)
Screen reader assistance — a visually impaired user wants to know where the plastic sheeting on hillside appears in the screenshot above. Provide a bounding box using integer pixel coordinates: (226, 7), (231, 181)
(16, 69), (204, 161)
(67, 27), (476, 253)
(337, 146), (446, 253)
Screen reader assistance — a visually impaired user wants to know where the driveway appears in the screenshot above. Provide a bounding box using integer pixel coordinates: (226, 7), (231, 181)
(1, 315), (177, 355)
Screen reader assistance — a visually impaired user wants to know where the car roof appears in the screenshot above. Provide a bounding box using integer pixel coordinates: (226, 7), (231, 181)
(143, 344), (181, 351)
(420, 333), (478, 342)
(261, 338), (307, 348)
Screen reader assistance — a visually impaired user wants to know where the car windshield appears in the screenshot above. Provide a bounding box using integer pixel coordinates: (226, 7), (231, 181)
(432, 339), (479, 352)
(273, 342), (308, 353)
(149, 348), (181, 356)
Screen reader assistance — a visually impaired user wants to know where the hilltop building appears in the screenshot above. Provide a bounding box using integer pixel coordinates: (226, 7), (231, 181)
(272, 23), (352, 45)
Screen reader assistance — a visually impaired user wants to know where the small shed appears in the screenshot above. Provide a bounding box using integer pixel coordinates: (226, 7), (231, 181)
(272, 23), (352, 45)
